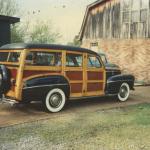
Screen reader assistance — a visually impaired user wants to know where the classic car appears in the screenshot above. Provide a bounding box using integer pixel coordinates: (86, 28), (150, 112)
(0, 43), (135, 112)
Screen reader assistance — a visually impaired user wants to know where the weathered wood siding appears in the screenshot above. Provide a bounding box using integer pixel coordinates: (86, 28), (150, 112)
(83, 0), (150, 39)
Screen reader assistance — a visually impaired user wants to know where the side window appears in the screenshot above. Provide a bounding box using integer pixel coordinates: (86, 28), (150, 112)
(0, 52), (20, 62)
(26, 51), (61, 66)
(8, 52), (20, 62)
(66, 53), (82, 67)
(88, 55), (102, 68)
(0, 52), (9, 62)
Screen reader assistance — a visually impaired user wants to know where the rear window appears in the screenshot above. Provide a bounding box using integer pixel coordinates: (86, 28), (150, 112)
(0, 52), (21, 62)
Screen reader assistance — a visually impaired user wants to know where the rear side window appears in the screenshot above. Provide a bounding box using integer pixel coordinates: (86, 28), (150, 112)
(66, 53), (83, 67)
(88, 55), (102, 68)
(26, 51), (62, 66)
(8, 52), (20, 62)
(0, 52), (20, 62)
(0, 52), (9, 62)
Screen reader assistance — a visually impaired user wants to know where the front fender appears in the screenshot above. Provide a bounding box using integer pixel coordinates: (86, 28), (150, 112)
(105, 74), (135, 95)
(22, 75), (70, 101)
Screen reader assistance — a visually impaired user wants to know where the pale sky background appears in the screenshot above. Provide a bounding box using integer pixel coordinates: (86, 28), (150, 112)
(17, 0), (95, 44)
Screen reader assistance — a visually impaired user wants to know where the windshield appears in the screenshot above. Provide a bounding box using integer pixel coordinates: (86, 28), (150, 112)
(0, 52), (21, 63)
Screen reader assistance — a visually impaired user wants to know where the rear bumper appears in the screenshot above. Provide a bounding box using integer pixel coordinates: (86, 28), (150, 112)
(0, 95), (18, 105)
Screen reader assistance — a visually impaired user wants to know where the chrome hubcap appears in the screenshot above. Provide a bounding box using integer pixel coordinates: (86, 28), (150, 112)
(49, 93), (62, 108)
(119, 85), (128, 98)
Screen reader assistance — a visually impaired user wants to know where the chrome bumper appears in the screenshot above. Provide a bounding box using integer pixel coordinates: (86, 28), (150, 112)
(0, 95), (18, 106)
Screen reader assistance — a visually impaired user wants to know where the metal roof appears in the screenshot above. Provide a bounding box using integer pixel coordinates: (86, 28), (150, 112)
(0, 15), (20, 24)
(0, 43), (97, 55)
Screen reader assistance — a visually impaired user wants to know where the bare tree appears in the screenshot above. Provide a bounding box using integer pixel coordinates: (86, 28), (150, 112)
(28, 21), (61, 44)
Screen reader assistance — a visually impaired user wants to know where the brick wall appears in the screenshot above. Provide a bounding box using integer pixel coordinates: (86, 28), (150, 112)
(81, 39), (150, 84)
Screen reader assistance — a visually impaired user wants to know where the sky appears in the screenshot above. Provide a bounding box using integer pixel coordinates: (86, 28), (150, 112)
(17, 0), (95, 44)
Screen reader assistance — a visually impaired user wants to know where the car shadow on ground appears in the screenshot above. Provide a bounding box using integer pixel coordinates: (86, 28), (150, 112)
(12, 96), (118, 114)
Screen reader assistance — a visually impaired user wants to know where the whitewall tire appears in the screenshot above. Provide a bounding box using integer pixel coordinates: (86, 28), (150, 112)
(45, 88), (66, 113)
(118, 83), (130, 102)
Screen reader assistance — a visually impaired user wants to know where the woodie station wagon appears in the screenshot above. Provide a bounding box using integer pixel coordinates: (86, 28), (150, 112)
(0, 43), (135, 112)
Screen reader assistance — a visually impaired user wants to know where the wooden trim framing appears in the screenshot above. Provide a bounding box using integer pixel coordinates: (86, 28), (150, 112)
(24, 66), (61, 71)
(0, 62), (19, 65)
(15, 49), (27, 100)
(3, 48), (106, 101)
(0, 50), (22, 52)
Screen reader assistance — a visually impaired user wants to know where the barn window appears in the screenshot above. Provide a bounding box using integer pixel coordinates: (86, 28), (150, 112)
(123, 11), (130, 22)
(131, 11), (139, 23)
(130, 23), (138, 38)
(139, 22), (147, 37)
(121, 0), (149, 39)
(140, 9), (147, 22)
(122, 23), (129, 38)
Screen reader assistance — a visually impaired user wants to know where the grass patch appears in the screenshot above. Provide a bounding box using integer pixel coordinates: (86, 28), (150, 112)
(0, 103), (150, 150)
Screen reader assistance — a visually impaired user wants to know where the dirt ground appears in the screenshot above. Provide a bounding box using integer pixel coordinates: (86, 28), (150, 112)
(0, 86), (150, 128)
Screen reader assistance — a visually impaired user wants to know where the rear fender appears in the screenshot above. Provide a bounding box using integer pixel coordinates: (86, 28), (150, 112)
(106, 74), (135, 95)
(22, 75), (70, 101)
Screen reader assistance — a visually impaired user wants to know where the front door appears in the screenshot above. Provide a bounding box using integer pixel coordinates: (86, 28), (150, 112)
(65, 52), (83, 97)
(84, 54), (105, 97)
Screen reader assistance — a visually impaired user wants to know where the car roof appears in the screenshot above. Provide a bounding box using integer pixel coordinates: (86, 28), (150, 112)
(0, 43), (97, 55)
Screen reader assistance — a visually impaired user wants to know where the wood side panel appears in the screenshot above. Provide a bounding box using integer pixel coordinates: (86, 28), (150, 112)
(66, 71), (83, 80)
(70, 83), (83, 93)
(87, 83), (103, 92)
(87, 71), (103, 80)
(9, 69), (18, 79)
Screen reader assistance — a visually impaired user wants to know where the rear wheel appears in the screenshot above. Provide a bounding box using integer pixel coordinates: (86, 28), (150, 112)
(118, 83), (130, 102)
(44, 88), (66, 113)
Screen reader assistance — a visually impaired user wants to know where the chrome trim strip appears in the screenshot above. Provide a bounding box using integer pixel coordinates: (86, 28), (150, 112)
(23, 83), (68, 90)
(107, 80), (133, 84)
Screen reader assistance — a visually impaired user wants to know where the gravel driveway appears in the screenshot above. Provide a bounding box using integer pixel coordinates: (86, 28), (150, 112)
(0, 86), (150, 128)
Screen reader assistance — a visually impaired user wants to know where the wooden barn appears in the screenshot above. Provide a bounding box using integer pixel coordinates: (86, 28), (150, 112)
(79, 0), (150, 84)
(0, 15), (20, 46)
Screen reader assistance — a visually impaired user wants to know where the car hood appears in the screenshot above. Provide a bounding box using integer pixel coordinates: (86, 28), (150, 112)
(104, 63), (120, 71)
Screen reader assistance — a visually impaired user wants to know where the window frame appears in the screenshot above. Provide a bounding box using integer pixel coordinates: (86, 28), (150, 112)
(25, 50), (62, 67)
(87, 54), (103, 69)
(65, 52), (83, 68)
(0, 50), (21, 65)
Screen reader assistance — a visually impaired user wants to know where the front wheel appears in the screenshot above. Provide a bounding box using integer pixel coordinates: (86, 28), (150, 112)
(44, 88), (66, 113)
(118, 83), (130, 102)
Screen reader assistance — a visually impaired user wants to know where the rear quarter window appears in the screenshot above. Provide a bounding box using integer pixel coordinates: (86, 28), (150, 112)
(0, 52), (20, 62)
(0, 52), (9, 62)
(26, 51), (62, 66)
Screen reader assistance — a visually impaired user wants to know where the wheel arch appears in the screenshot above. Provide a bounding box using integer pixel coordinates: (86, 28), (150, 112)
(105, 74), (135, 95)
(22, 75), (71, 101)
